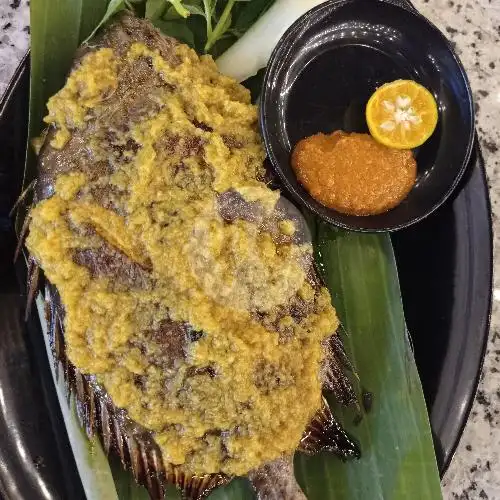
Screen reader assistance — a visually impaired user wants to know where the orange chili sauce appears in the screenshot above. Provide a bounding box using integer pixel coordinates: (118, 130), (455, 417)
(291, 131), (417, 216)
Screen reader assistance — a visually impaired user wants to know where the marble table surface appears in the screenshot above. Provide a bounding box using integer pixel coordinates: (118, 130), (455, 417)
(0, 0), (498, 498)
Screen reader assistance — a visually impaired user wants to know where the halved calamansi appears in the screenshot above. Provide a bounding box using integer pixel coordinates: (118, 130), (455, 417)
(366, 79), (438, 149)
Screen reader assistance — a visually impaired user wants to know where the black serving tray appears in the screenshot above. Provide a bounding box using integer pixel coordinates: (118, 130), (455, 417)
(0, 8), (492, 498)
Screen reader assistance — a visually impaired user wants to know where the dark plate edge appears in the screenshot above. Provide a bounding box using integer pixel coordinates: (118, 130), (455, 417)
(435, 139), (493, 475)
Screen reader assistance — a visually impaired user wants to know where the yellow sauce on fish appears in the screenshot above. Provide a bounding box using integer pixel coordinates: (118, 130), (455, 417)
(27, 43), (338, 475)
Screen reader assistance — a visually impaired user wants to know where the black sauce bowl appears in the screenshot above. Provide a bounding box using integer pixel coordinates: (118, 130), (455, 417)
(260, 0), (474, 232)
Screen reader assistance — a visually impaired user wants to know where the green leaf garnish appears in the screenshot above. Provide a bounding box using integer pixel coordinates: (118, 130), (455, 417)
(84, 0), (127, 43)
(152, 18), (195, 46)
(145, 0), (168, 20)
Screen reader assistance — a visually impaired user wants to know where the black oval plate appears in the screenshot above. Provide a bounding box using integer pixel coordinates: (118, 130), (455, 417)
(0, 29), (492, 500)
(260, 0), (474, 232)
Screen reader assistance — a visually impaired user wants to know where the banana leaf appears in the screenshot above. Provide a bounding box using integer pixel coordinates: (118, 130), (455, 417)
(298, 223), (442, 500)
(25, 1), (442, 499)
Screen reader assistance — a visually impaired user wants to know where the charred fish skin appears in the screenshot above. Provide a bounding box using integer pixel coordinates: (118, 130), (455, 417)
(24, 12), (359, 500)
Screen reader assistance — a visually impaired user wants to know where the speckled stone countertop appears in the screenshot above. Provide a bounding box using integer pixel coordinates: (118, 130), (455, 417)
(0, 0), (28, 97)
(1, 0), (498, 498)
(413, 2), (500, 499)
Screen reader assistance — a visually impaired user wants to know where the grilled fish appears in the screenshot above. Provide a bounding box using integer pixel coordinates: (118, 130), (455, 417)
(22, 13), (359, 499)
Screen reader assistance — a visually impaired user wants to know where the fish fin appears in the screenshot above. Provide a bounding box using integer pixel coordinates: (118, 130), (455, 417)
(44, 294), (56, 379)
(165, 467), (231, 500)
(99, 396), (113, 454)
(14, 208), (32, 263)
(9, 179), (36, 218)
(248, 455), (306, 500)
(25, 256), (40, 320)
(53, 315), (64, 380)
(138, 441), (165, 500)
(74, 371), (97, 437)
(330, 332), (356, 374)
(299, 398), (360, 460)
(44, 285), (59, 379)
(321, 334), (358, 407)
(43, 285), (52, 325)
(63, 357), (73, 405)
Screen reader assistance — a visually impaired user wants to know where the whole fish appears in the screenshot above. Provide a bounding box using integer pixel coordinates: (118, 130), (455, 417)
(22, 13), (359, 500)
